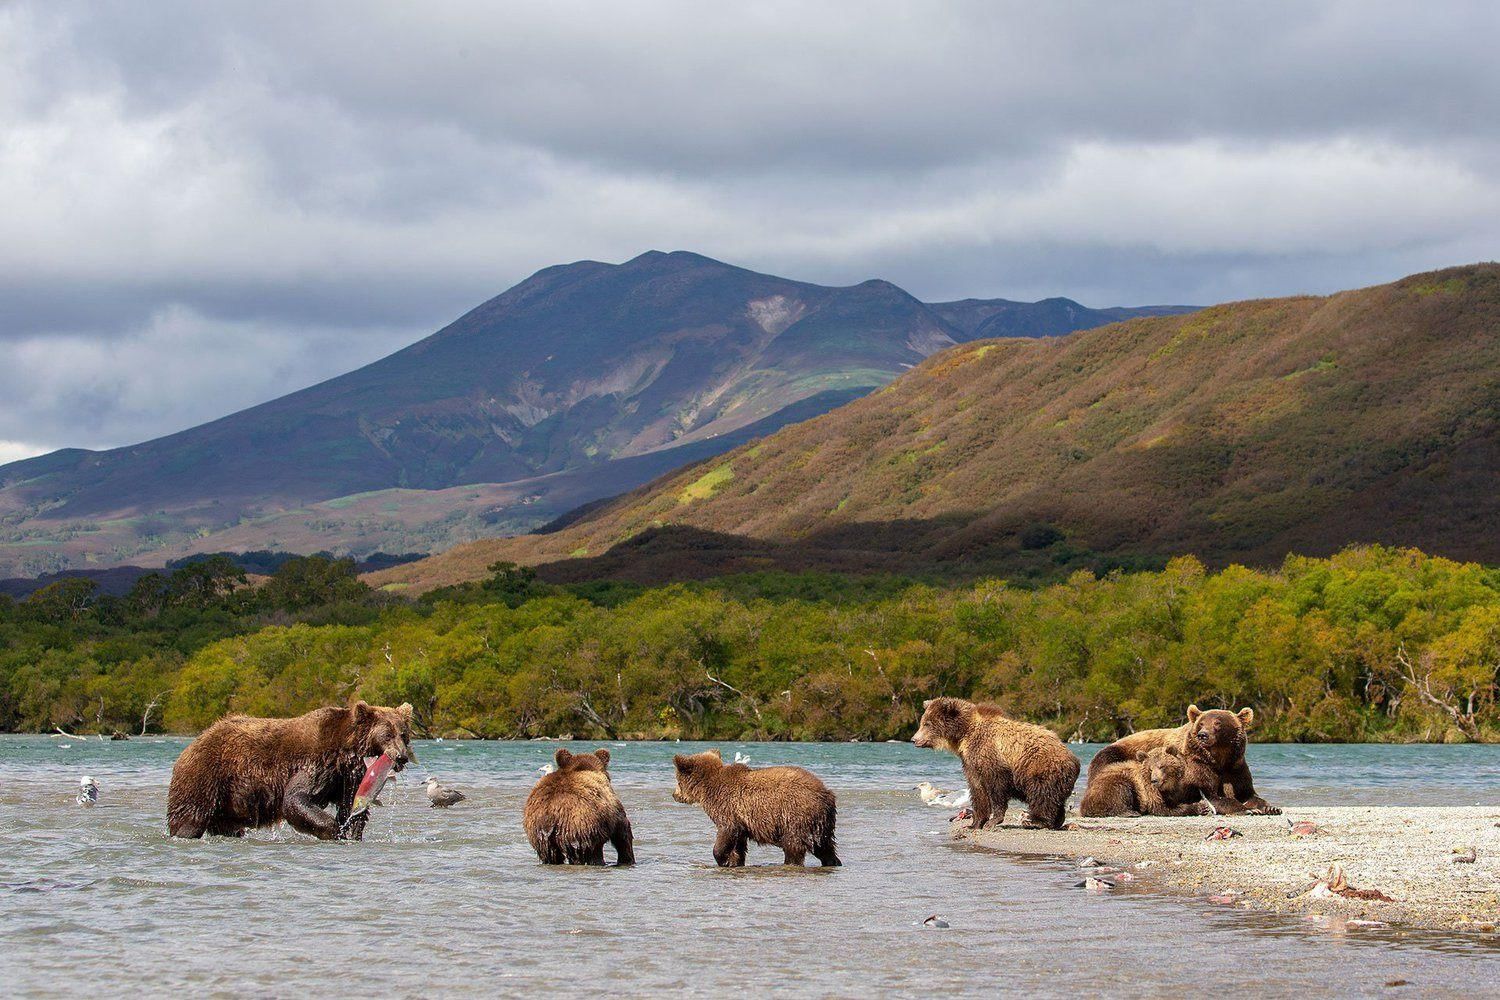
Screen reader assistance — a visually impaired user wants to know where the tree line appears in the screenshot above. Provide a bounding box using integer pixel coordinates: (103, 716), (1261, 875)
(1, 546), (1495, 742)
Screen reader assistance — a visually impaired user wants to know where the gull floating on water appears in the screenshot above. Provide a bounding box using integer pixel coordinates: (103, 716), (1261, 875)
(914, 782), (970, 809)
(77, 776), (99, 806)
(733, 752), (752, 765)
(425, 776), (467, 808)
(537, 763), (555, 775)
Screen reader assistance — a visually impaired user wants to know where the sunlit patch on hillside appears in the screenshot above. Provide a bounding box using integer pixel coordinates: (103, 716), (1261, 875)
(678, 463), (735, 503)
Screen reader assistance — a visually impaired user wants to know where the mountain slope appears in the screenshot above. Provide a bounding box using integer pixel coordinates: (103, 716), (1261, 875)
(0, 251), (1188, 576)
(368, 264), (1500, 590)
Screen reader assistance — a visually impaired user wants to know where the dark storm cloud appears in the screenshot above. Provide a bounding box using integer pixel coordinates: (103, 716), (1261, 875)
(1, 1), (1497, 456)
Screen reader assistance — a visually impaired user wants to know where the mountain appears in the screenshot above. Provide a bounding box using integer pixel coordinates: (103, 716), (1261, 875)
(929, 297), (1195, 339)
(0, 251), (1189, 577)
(367, 264), (1500, 591)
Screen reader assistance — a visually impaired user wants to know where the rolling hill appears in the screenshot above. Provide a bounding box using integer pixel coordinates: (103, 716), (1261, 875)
(367, 264), (1500, 591)
(0, 251), (1186, 577)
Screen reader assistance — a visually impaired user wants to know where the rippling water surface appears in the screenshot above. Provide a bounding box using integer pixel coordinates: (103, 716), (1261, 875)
(3, 737), (1497, 997)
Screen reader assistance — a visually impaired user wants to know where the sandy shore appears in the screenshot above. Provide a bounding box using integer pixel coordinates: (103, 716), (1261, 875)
(963, 806), (1500, 933)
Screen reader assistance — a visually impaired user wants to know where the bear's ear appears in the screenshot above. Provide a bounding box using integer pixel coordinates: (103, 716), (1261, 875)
(1164, 745), (1181, 757)
(595, 748), (610, 768)
(1237, 707), (1254, 728)
(922, 699), (934, 709)
(707, 748), (722, 760)
(1134, 750), (1148, 762)
(397, 702), (413, 721)
(351, 700), (371, 723)
(1186, 704), (1202, 724)
(673, 754), (689, 772)
(554, 748), (572, 767)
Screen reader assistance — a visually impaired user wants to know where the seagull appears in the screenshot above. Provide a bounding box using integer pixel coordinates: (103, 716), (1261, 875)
(424, 776), (466, 808)
(537, 764), (554, 776)
(77, 776), (99, 806)
(914, 781), (970, 809)
(733, 752), (752, 765)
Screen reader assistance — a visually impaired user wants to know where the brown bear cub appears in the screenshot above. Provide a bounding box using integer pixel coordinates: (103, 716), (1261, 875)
(672, 750), (840, 867)
(1086, 705), (1279, 815)
(1079, 746), (1212, 817)
(912, 697), (1079, 830)
(167, 700), (416, 840)
(523, 748), (635, 866)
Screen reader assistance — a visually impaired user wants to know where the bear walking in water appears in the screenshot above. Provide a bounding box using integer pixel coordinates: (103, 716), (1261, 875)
(523, 748), (635, 866)
(912, 697), (1079, 830)
(166, 701), (416, 840)
(672, 749), (840, 867)
(1085, 705), (1278, 815)
(1079, 746), (1212, 817)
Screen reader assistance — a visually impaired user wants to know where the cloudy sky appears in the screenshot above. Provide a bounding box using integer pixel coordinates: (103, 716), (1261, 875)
(2, 1), (1497, 461)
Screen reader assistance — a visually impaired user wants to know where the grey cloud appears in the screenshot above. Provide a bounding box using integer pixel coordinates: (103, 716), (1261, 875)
(1, 1), (1497, 454)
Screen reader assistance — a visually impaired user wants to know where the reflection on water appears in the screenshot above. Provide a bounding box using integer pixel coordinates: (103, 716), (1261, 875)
(2, 737), (1496, 997)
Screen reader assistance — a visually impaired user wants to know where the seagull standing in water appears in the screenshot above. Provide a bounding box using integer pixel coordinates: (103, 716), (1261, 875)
(733, 752), (752, 765)
(424, 776), (467, 808)
(77, 776), (99, 806)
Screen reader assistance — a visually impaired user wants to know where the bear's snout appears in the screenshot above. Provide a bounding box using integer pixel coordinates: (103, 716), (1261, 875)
(912, 727), (934, 748)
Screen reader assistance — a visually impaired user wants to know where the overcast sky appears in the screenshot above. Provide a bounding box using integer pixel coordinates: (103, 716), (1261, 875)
(2, 1), (1497, 461)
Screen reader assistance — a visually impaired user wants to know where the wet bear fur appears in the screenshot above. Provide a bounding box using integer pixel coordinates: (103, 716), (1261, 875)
(912, 697), (1080, 830)
(523, 748), (635, 866)
(672, 749), (840, 867)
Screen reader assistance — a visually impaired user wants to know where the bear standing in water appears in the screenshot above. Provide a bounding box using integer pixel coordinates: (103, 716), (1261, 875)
(672, 750), (840, 867)
(1085, 705), (1279, 815)
(1079, 746), (1212, 817)
(912, 697), (1079, 830)
(523, 748), (635, 866)
(166, 701), (416, 840)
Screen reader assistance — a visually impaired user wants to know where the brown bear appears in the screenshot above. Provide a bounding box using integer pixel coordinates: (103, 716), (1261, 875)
(671, 749), (840, 867)
(911, 697), (1080, 830)
(166, 701), (416, 840)
(1085, 705), (1279, 815)
(1079, 746), (1212, 817)
(523, 748), (635, 866)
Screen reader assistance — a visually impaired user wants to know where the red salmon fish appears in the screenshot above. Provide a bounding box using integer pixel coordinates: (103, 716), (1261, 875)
(348, 753), (395, 822)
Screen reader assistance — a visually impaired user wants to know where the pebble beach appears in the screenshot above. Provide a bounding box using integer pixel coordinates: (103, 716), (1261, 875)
(965, 806), (1500, 933)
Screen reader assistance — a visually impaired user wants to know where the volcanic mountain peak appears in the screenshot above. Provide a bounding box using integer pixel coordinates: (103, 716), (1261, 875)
(0, 251), (1193, 577)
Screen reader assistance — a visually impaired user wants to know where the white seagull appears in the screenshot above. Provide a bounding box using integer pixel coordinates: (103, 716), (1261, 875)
(424, 776), (467, 808)
(732, 752), (752, 765)
(77, 776), (99, 806)
(913, 781), (970, 809)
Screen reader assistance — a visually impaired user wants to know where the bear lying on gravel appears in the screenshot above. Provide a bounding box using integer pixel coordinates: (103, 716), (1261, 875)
(672, 749), (840, 867)
(166, 701), (416, 840)
(1079, 746), (1212, 817)
(1085, 705), (1279, 815)
(912, 697), (1080, 830)
(523, 748), (635, 865)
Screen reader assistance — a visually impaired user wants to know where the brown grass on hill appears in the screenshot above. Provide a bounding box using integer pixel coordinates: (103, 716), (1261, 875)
(367, 264), (1500, 592)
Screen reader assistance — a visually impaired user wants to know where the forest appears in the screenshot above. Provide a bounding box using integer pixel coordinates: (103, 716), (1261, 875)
(1, 546), (1495, 743)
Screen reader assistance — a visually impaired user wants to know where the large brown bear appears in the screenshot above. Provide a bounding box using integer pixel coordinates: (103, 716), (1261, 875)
(523, 748), (635, 866)
(1085, 705), (1279, 815)
(1079, 746), (1212, 817)
(166, 701), (416, 840)
(672, 749), (840, 867)
(912, 697), (1079, 830)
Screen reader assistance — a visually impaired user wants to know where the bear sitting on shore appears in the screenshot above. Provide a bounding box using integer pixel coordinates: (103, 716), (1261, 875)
(912, 697), (1080, 830)
(523, 748), (635, 866)
(166, 701), (416, 840)
(672, 749), (840, 867)
(1085, 705), (1279, 815)
(1079, 746), (1212, 817)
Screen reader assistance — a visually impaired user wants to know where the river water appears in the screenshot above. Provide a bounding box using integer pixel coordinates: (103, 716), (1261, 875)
(2, 737), (1497, 997)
